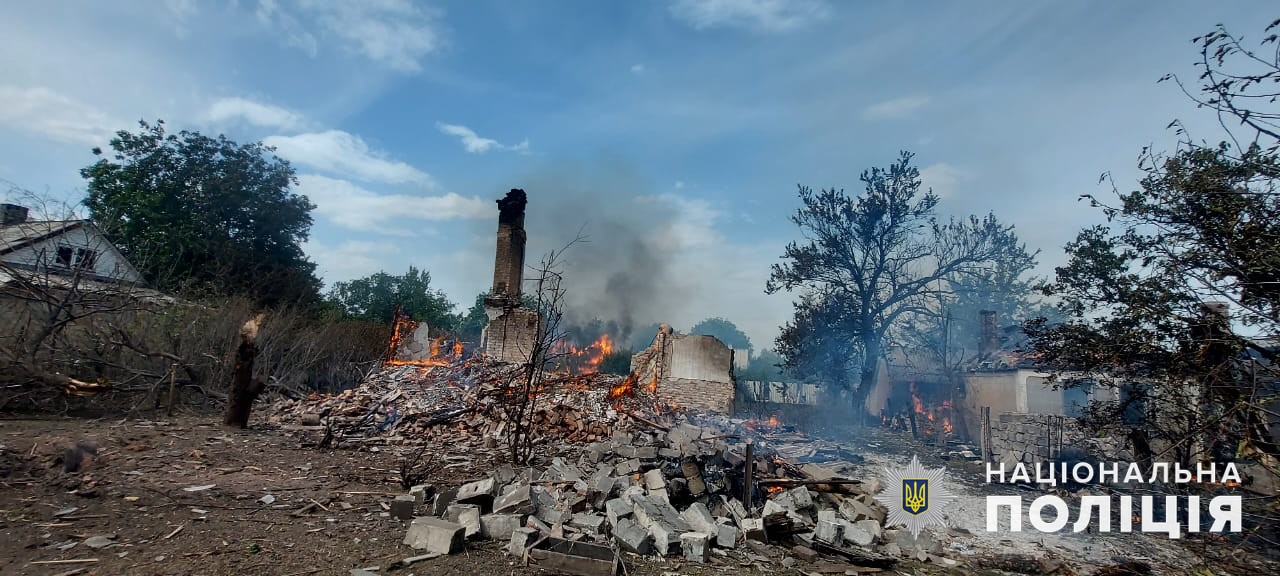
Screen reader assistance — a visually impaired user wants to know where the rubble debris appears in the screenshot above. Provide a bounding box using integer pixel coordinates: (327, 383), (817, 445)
(390, 494), (415, 520)
(402, 517), (464, 554)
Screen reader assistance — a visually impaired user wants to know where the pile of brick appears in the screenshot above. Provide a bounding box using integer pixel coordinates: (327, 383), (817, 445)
(269, 357), (677, 447)
(384, 417), (936, 573)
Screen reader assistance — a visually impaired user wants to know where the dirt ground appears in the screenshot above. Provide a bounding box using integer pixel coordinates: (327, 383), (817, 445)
(0, 414), (949, 576)
(3, 413), (1272, 576)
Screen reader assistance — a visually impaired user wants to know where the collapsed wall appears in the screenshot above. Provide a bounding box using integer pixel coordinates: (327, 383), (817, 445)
(631, 324), (735, 412)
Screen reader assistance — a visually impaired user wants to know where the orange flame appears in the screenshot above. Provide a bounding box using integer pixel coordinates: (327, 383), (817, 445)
(766, 485), (785, 495)
(384, 312), (463, 368)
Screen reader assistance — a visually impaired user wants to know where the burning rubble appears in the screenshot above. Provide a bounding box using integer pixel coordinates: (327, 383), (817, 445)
(266, 188), (950, 572)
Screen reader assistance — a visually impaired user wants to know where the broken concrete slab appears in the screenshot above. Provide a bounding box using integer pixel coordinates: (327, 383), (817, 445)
(680, 502), (717, 534)
(403, 517), (464, 554)
(843, 521), (874, 546)
(481, 513), (525, 541)
(445, 503), (482, 538)
(507, 527), (539, 557)
(714, 519), (739, 549)
(456, 477), (497, 508)
(613, 517), (651, 554)
(431, 486), (458, 517)
(570, 513), (607, 535)
(604, 497), (633, 527)
(681, 532), (711, 563)
(643, 468), (666, 491)
(493, 484), (534, 515)
(815, 519), (844, 545)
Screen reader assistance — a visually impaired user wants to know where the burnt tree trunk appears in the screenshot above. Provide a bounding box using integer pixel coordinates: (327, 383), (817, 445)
(224, 315), (265, 428)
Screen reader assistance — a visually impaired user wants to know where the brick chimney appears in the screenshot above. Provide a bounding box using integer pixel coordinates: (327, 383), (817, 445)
(1, 203), (28, 226)
(488, 189), (527, 307)
(979, 310), (999, 358)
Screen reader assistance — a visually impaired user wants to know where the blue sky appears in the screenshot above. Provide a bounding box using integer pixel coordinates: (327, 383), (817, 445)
(0, 1), (1272, 349)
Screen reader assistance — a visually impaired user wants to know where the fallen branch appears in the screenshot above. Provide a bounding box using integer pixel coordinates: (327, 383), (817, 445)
(622, 410), (670, 431)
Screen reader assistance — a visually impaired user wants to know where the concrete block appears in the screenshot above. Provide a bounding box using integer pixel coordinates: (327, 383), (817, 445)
(634, 446), (658, 459)
(681, 532), (711, 563)
(445, 504), (482, 538)
(714, 520), (738, 548)
(792, 544), (819, 562)
(649, 520), (682, 556)
(643, 468), (666, 491)
(507, 527), (539, 556)
(854, 519), (882, 541)
(613, 517), (652, 554)
(604, 497), (633, 527)
(409, 484), (429, 506)
(815, 519), (844, 545)
(480, 513), (524, 541)
(570, 513), (607, 535)
(740, 517), (766, 541)
(456, 477), (497, 507)
(431, 487), (457, 517)
(614, 458), (642, 476)
(493, 484), (534, 514)
(843, 521), (874, 546)
(680, 502), (717, 534)
(785, 487), (814, 510)
(816, 509), (837, 524)
(390, 494), (416, 520)
(403, 517), (464, 554)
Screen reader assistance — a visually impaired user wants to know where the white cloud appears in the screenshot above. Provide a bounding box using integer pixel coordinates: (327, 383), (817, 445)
(919, 162), (967, 198)
(307, 238), (399, 283)
(863, 95), (930, 120)
(0, 85), (119, 146)
(265, 130), (435, 185)
(674, 180), (685, 189)
(296, 174), (490, 234)
(668, 0), (829, 33)
(630, 63), (645, 75)
(264, 0), (446, 73)
(256, 0), (319, 57)
(436, 122), (530, 155)
(164, 0), (198, 38)
(205, 97), (306, 131)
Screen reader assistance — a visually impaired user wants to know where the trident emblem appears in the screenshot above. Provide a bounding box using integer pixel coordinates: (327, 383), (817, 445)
(902, 478), (928, 515)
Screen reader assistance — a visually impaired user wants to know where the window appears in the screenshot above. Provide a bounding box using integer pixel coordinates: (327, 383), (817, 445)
(75, 248), (98, 271)
(55, 245), (73, 267)
(51, 246), (98, 272)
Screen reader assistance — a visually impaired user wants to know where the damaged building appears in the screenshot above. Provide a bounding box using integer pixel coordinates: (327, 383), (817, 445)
(480, 189), (542, 365)
(630, 324), (736, 413)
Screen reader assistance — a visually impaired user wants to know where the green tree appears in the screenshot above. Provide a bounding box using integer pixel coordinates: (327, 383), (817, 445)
(326, 267), (458, 329)
(82, 120), (320, 306)
(767, 152), (1033, 414)
(688, 317), (752, 355)
(1028, 19), (1280, 466)
(738, 348), (788, 382)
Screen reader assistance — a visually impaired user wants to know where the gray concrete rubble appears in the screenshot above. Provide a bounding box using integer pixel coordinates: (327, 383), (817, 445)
(386, 415), (921, 570)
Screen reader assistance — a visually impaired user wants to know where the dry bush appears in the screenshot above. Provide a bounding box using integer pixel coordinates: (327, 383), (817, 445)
(0, 294), (388, 414)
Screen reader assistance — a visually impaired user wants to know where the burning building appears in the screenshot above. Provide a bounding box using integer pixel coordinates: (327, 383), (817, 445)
(480, 189), (542, 364)
(630, 323), (736, 412)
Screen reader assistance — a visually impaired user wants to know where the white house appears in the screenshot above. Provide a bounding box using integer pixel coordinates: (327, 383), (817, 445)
(0, 203), (143, 284)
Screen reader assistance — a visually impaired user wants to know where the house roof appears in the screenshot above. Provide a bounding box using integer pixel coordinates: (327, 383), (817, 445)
(0, 267), (175, 305)
(0, 220), (85, 256)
